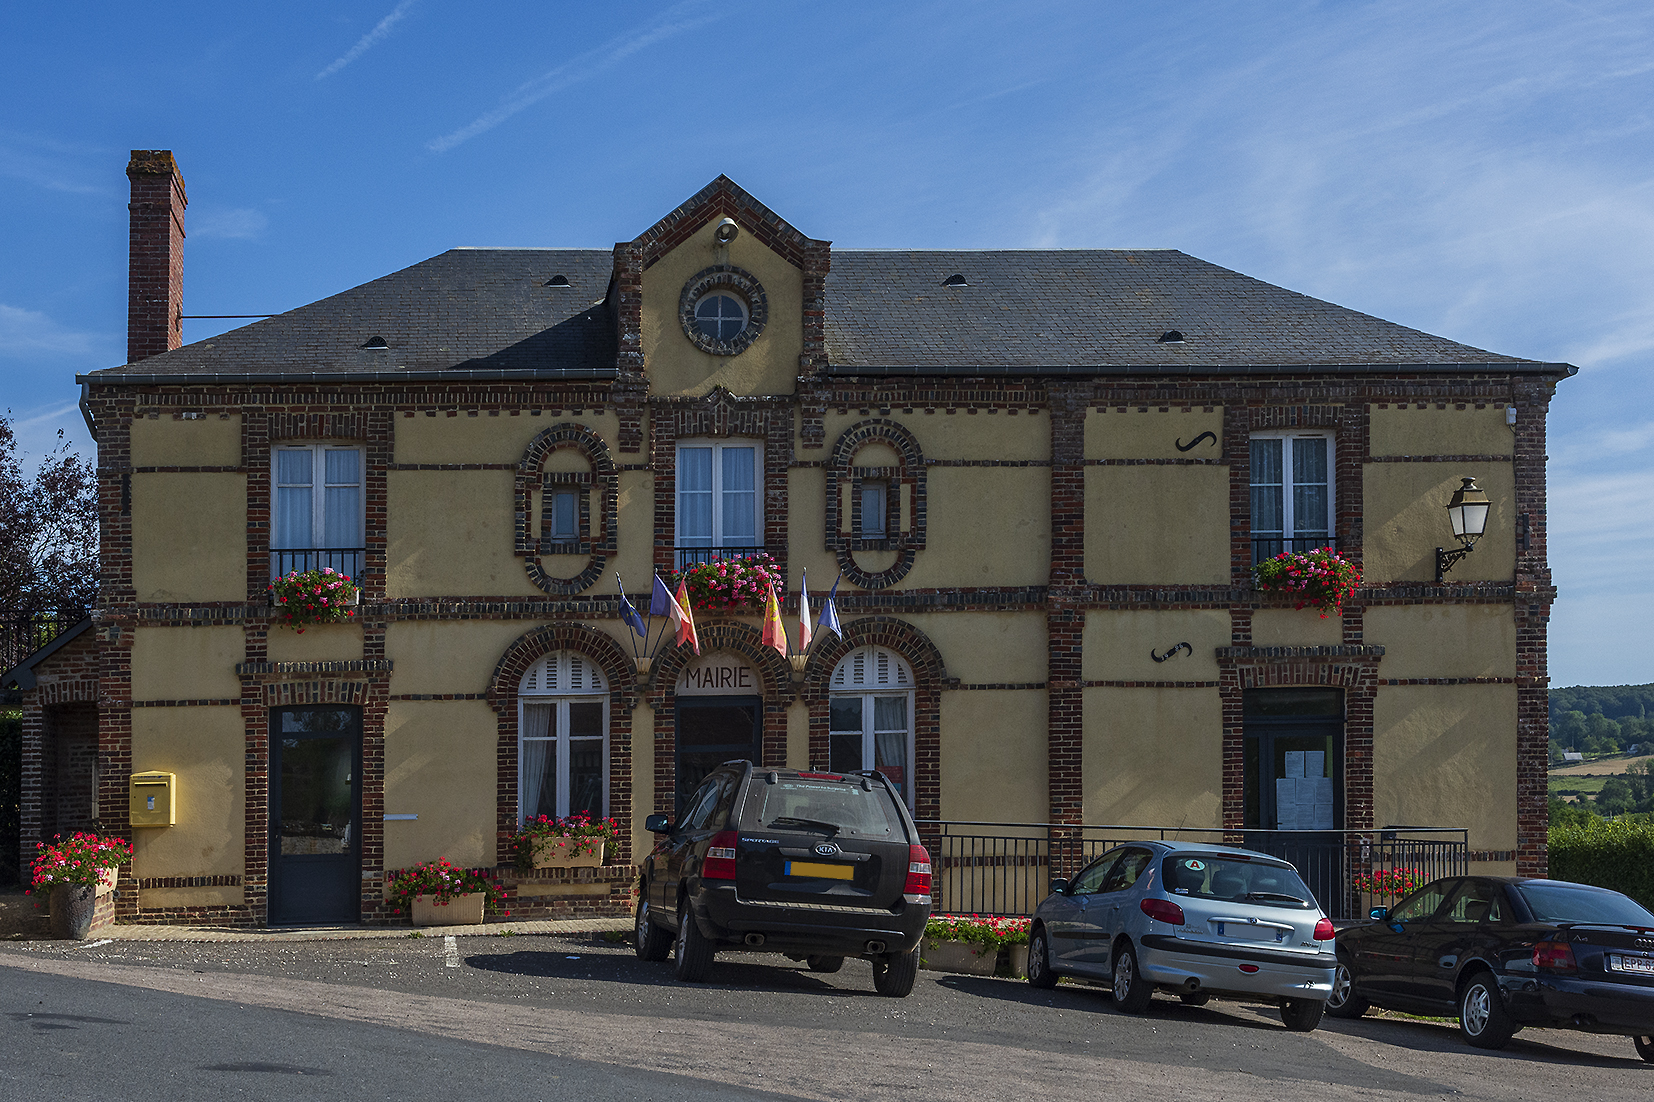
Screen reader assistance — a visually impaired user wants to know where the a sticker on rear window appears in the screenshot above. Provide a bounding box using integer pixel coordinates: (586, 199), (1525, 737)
(1182, 859), (1205, 871)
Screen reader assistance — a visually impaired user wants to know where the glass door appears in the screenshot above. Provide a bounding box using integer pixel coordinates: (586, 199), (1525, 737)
(673, 696), (761, 817)
(269, 706), (362, 925)
(1242, 688), (1343, 914)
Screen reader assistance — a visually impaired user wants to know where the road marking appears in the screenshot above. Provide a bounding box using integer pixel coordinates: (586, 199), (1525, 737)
(444, 935), (459, 968)
(71, 939), (114, 951)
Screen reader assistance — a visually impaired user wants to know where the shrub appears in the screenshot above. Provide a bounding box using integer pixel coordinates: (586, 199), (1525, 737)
(1549, 815), (1654, 911)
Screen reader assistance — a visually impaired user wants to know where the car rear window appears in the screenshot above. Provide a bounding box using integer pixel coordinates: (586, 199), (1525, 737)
(1161, 854), (1315, 909)
(1517, 883), (1654, 926)
(745, 778), (899, 837)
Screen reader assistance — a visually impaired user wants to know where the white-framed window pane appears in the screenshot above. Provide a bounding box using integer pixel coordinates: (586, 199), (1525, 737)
(873, 730), (908, 795)
(552, 491), (578, 539)
(829, 697), (862, 733)
(568, 701), (603, 738)
(1291, 438), (1329, 539)
(275, 487), (313, 550)
(721, 447), (756, 544)
(568, 737), (604, 819)
(277, 449), (314, 486)
(324, 486), (361, 547)
(679, 448), (713, 545)
(324, 448), (359, 486)
(861, 482), (887, 536)
(1250, 439), (1284, 537)
(873, 695), (907, 731)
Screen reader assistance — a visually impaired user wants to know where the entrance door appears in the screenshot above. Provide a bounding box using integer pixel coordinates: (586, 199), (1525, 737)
(269, 706), (362, 925)
(673, 695), (761, 816)
(1241, 688), (1343, 914)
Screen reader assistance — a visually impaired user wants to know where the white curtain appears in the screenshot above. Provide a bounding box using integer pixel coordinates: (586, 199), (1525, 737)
(520, 703), (555, 822)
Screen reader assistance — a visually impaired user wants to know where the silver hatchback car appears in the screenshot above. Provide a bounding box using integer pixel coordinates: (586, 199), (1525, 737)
(1026, 841), (1337, 1030)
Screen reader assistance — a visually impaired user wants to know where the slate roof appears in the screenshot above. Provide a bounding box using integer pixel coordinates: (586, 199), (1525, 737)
(85, 245), (1546, 383)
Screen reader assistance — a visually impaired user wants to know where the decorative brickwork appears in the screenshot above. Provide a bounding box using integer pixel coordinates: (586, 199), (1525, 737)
(678, 265), (769, 356)
(824, 419), (927, 588)
(514, 423), (619, 594)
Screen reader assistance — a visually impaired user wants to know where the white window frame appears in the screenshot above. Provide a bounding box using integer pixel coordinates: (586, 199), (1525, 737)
(548, 489), (579, 541)
(271, 443), (364, 578)
(518, 653), (610, 822)
(675, 438), (763, 561)
(828, 646), (916, 810)
(860, 480), (888, 537)
(1249, 432), (1334, 561)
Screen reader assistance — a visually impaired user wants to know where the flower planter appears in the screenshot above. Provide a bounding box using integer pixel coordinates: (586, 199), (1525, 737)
(1002, 943), (1029, 979)
(411, 892), (485, 926)
(529, 837), (606, 869)
(49, 883), (99, 940)
(920, 937), (998, 976)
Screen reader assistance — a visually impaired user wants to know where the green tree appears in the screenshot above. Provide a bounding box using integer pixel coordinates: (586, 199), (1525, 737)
(0, 413), (99, 612)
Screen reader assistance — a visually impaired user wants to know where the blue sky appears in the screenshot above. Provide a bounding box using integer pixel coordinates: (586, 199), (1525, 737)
(2, 1), (1649, 687)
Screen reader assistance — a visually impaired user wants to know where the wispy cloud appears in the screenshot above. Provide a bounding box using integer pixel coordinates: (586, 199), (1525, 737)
(0, 304), (101, 357)
(0, 130), (106, 195)
(191, 207), (270, 240)
(316, 0), (419, 80)
(426, 1), (724, 154)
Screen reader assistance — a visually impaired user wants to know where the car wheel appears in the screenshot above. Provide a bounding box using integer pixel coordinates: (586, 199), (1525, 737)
(1178, 992), (1210, 1007)
(1110, 942), (1153, 1014)
(673, 899), (714, 983)
(1325, 954), (1369, 1019)
(806, 955), (844, 974)
(1281, 998), (1325, 1032)
(1458, 970), (1516, 1049)
(634, 893), (670, 962)
(1634, 1035), (1654, 1063)
(872, 945), (920, 997)
(1025, 926), (1058, 990)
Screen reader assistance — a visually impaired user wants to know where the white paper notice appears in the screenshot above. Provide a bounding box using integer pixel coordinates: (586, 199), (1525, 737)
(1285, 750), (1306, 778)
(1275, 778), (1300, 829)
(1305, 750), (1325, 779)
(1308, 777), (1335, 830)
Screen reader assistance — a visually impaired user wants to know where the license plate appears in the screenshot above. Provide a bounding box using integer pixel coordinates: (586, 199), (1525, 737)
(785, 860), (854, 880)
(1214, 922), (1286, 942)
(1610, 954), (1654, 975)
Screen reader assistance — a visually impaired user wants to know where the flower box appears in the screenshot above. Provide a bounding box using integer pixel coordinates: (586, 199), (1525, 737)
(411, 892), (485, 926)
(529, 837), (605, 869)
(921, 937), (999, 976)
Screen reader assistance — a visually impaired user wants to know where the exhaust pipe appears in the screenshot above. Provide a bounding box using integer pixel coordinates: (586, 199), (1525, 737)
(1181, 977), (1201, 993)
(744, 933), (766, 947)
(865, 940), (887, 954)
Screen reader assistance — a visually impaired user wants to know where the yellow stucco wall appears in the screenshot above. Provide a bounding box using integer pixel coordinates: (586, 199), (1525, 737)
(642, 219), (803, 397)
(1362, 462), (1515, 583)
(629, 701), (656, 858)
(131, 706), (245, 906)
(266, 623), (364, 663)
(1364, 605), (1516, 680)
(130, 413), (242, 467)
(607, 470), (657, 597)
(386, 469), (542, 597)
(383, 699), (499, 869)
(1083, 610), (1230, 682)
(818, 409), (1051, 462)
(388, 619), (560, 695)
(395, 411), (621, 465)
(939, 691), (1048, 821)
(788, 467), (840, 585)
(1083, 687), (1224, 828)
(1373, 684), (1517, 851)
(131, 626), (244, 701)
(1369, 404), (1514, 458)
(1250, 608), (1344, 647)
(131, 473), (247, 602)
(887, 611), (1046, 684)
(1085, 407), (1224, 461)
(787, 700), (810, 769)
(902, 467), (1050, 589)
(1085, 466), (1230, 584)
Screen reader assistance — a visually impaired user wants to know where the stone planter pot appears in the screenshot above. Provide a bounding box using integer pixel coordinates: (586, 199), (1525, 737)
(411, 892), (485, 926)
(49, 883), (99, 940)
(920, 937), (998, 976)
(529, 837), (605, 869)
(1001, 943), (1029, 979)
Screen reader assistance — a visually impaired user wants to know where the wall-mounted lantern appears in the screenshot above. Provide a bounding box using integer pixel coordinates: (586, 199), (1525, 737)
(1435, 476), (1490, 583)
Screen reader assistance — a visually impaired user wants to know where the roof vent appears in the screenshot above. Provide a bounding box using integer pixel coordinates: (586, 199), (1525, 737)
(363, 335), (389, 349)
(546, 274), (570, 287)
(942, 274), (968, 287)
(1157, 330), (1185, 344)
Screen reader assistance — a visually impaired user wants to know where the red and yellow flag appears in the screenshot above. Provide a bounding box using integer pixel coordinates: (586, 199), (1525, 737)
(672, 579), (700, 656)
(761, 580), (787, 658)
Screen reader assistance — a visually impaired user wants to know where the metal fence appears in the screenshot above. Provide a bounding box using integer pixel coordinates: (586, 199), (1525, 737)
(914, 820), (1468, 921)
(270, 548), (365, 579)
(673, 545), (768, 570)
(1251, 535), (1339, 564)
(1, 607), (89, 675)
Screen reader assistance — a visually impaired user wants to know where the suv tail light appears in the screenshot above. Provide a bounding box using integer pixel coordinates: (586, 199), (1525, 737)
(703, 831), (738, 881)
(1533, 939), (1577, 973)
(904, 844), (933, 903)
(1140, 898), (1185, 925)
(1313, 918), (1336, 941)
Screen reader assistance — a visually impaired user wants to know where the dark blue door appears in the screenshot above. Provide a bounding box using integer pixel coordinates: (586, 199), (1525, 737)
(269, 706), (362, 925)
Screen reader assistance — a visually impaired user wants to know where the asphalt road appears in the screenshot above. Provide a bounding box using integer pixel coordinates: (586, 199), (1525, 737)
(3, 934), (1651, 1101)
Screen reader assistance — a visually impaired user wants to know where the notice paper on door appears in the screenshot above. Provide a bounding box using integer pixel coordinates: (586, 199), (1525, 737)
(1276, 776), (1335, 830)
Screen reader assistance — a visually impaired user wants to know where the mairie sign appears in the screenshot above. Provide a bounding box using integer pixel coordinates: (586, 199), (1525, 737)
(676, 653), (760, 696)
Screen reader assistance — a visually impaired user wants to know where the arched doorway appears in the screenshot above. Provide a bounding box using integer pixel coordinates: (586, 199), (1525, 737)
(673, 651), (763, 814)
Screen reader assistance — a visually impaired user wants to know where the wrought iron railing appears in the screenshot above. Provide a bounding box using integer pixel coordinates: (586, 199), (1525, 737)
(270, 547), (365, 580)
(1, 607), (90, 676)
(1251, 535), (1338, 564)
(674, 545), (766, 570)
(913, 820), (1467, 921)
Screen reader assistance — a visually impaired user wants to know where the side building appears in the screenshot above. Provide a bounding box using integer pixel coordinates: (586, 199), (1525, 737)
(6, 152), (1571, 925)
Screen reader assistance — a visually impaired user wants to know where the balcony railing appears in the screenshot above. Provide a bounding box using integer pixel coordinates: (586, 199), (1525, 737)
(913, 819), (1467, 921)
(674, 545), (765, 571)
(1251, 535), (1337, 565)
(1, 607), (89, 677)
(270, 548), (365, 581)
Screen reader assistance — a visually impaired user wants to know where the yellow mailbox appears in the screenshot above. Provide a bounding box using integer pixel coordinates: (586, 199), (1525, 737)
(130, 771), (176, 826)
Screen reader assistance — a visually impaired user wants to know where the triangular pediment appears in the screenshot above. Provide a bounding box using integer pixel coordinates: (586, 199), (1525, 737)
(629, 175), (828, 270)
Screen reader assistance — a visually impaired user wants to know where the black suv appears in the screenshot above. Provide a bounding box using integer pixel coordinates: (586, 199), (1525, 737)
(634, 761), (934, 996)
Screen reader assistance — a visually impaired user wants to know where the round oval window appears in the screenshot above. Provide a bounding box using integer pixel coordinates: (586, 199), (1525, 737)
(694, 294), (747, 342)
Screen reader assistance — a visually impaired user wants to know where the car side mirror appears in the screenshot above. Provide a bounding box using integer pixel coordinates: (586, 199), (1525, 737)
(1050, 878), (1070, 895)
(644, 813), (673, 834)
(1368, 907), (1388, 921)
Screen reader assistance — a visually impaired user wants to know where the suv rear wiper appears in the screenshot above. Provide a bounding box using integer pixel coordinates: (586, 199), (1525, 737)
(1244, 892), (1307, 905)
(767, 817), (842, 836)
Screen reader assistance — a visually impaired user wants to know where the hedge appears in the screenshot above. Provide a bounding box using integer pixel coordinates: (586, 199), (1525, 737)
(1548, 816), (1654, 911)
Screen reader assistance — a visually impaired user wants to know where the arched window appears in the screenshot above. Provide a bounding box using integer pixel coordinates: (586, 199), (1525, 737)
(518, 652), (609, 822)
(828, 646), (915, 807)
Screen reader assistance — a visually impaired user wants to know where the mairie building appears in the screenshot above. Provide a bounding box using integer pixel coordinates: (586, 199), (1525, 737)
(4, 151), (1572, 927)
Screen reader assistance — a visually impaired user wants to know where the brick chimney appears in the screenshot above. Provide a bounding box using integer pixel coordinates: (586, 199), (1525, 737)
(126, 150), (187, 363)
